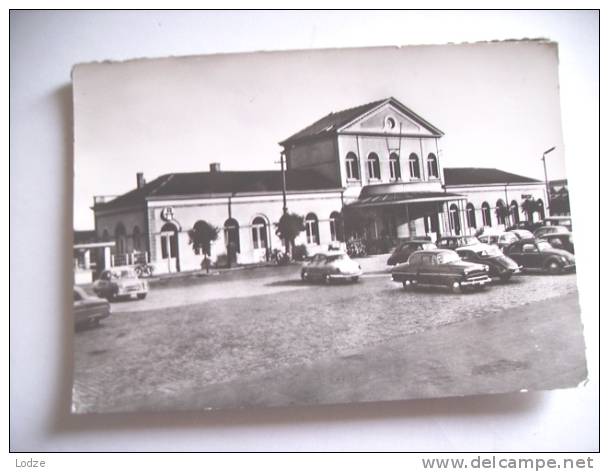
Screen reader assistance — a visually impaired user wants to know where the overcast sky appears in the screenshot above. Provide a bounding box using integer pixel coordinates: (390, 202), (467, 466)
(73, 41), (567, 229)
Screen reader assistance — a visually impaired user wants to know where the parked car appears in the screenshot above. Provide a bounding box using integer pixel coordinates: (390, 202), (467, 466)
(455, 244), (521, 282)
(301, 251), (362, 284)
(73, 286), (111, 329)
(436, 235), (480, 250)
(507, 221), (544, 233)
(387, 239), (437, 266)
(504, 238), (576, 274)
(391, 249), (492, 293)
(509, 229), (535, 240)
(533, 225), (570, 239)
(478, 231), (519, 250)
(537, 232), (575, 254)
(544, 216), (572, 231)
(92, 267), (149, 300)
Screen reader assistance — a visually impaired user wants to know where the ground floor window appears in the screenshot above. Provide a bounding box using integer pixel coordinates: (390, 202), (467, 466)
(510, 200), (520, 224)
(481, 201), (492, 226)
(305, 212), (320, 244)
(224, 218), (240, 254)
(466, 203), (477, 228)
(449, 203), (461, 235)
(160, 222), (178, 259)
(329, 211), (343, 242)
(251, 216), (268, 249)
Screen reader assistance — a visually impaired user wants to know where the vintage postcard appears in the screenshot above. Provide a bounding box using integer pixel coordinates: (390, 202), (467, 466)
(71, 42), (586, 413)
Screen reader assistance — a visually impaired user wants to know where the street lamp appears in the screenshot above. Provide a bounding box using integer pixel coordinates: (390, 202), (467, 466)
(541, 146), (556, 213)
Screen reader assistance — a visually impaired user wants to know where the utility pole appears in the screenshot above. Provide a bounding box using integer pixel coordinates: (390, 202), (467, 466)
(279, 151), (288, 215)
(542, 146), (555, 214)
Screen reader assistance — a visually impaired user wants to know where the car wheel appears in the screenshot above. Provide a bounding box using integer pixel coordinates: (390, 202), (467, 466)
(451, 281), (462, 294)
(402, 280), (411, 290)
(324, 274), (331, 285)
(137, 294), (147, 300)
(546, 260), (562, 275)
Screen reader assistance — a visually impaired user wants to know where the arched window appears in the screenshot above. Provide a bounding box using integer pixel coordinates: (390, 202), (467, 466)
(449, 204), (461, 235)
(427, 153), (439, 178)
(329, 211), (343, 242)
(536, 199), (546, 220)
(114, 223), (127, 254)
(305, 213), (320, 244)
(251, 216), (268, 249)
(224, 218), (240, 254)
(367, 153), (381, 180)
(466, 203), (477, 228)
(160, 222), (178, 259)
(510, 200), (520, 224)
(389, 152), (401, 180)
(408, 153), (421, 179)
(481, 202), (492, 227)
(345, 152), (360, 180)
(132, 226), (142, 251)
(101, 229), (110, 241)
(496, 199), (507, 225)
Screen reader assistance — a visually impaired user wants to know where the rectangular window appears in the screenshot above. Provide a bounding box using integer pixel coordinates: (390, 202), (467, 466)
(330, 219), (337, 241)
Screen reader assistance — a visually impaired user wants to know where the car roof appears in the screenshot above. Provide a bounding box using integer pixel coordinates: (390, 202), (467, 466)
(414, 249), (456, 255)
(456, 243), (495, 252)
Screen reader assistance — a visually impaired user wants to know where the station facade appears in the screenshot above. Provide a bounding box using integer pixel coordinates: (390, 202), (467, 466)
(90, 97), (548, 275)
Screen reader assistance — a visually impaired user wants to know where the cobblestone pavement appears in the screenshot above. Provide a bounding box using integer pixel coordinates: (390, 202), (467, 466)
(72, 268), (581, 413)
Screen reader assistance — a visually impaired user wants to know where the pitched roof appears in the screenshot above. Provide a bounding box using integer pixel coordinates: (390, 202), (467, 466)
(94, 169), (339, 211)
(443, 167), (542, 186)
(279, 97), (443, 145)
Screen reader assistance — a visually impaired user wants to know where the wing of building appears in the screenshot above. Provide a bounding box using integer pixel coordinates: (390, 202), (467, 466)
(86, 97), (548, 277)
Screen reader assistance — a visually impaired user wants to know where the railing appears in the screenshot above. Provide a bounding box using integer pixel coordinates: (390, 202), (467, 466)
(111, 252), (149, 267)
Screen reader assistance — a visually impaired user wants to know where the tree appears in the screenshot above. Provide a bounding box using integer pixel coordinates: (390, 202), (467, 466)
(275, 213), (305, 255)
(495, 204), (510, 225)
(521, 198), (539, 221)
(188, 220), (219, 272)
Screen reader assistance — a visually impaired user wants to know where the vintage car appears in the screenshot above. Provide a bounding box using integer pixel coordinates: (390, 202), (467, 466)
(543, 216), (572, 231)
(386, 239), (437, 266)
(73, 286), (111, 329)
(533, 225), (570, 239)
(436, 235), (480, 250)
(391, 249), (492, 293)
(455, 243), (521, 282)
(509, 229), (535, 240)
(301, 251), (362, 284)
(504, 238), (576, 274)
(537, 231), (575, 254)
(507, 221), (544, 233)
(92, 267), (149, 300)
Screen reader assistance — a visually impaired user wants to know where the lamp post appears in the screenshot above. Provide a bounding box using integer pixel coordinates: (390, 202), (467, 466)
(541, 146), (555, 213)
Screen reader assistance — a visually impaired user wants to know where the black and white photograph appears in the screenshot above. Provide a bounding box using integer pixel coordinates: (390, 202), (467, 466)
(69, 40), (587, 414)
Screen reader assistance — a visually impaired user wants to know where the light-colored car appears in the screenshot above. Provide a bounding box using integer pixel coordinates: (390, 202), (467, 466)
(478, 231), (519, 250)
(92, 267), (149, 300)
(301, 251), (362, 284)
(534, 225), (570, 239)
(73, 286), (111, 329)
(509, 229), (535, 240)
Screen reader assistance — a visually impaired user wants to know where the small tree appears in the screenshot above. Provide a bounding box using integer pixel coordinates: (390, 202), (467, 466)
(188, 220), (219, 272)
(495, 204), (510, 225)
(275, 213), (305, 255)
(521, 198), (538, 221)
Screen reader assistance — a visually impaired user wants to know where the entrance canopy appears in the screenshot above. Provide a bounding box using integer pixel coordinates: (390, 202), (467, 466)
(348, 191), (466, 208)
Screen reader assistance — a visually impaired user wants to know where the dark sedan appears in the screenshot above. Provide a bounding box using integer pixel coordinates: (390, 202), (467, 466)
(74, 286), (111, 329)
(504, 238), (576, 274)
(436, 235), (480, 250)
(391, 249), (492, 293)
(387, 239), (437, 266)
(456, 243), (521, 282)
(537, 232), (575, 254)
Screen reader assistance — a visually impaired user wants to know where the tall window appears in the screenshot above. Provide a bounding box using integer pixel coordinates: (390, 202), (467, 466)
(536, 199), (546, 220)
(466, 203), (477, 228)
(329, 211), (343, 242)
(449, 204), (461, 235)
(427, 153), (439, 178)
(496, 199), (507, 225)
(408, 153), (421, 179)
(481, 202), (492, 226)
(224, 218), (240, 254)
(389, 152), (401, 180)
(305, 213), (320, 244)
(132, 226), (142, 251)
(345, 152), (360, 180)
(160, 222), (178, 259)
(367, 153), (381, 180)
(115, 223), (127, 254)
(510, 200), (520, 224)
(251, 216), (268, 249)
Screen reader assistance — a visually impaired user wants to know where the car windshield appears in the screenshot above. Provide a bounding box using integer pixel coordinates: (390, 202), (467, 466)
(422, 243), (436, 250)
(437, 251), (460, 264)
(326, 254), (348, 262)
(476, 246), (503, 257)
(513, 230), (534, 239)
(536, 241), (553, 251)
(111, 269), (136, 279)
(463, 236), (478, 245)
(548, 226), (569, 234)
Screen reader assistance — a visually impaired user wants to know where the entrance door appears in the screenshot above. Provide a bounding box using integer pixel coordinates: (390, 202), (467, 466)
(251, 216), (269, 262)
(160, 223), (179, 273)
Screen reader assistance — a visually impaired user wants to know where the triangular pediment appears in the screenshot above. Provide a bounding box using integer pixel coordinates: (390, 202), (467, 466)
(338, 99), (442, 137)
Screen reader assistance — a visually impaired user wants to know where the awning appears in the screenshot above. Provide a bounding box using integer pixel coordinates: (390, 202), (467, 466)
(348, 191), (466, 208)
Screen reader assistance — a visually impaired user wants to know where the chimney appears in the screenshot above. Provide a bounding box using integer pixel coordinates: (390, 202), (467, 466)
(210, 162), (221, 173)
(136, 172), (146, 189)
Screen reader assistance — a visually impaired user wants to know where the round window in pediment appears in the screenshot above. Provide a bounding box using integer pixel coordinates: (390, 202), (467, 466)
(386, 117), (396, 130)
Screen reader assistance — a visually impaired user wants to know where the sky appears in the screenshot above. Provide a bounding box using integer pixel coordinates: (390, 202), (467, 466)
(73, 41), (567, 229)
